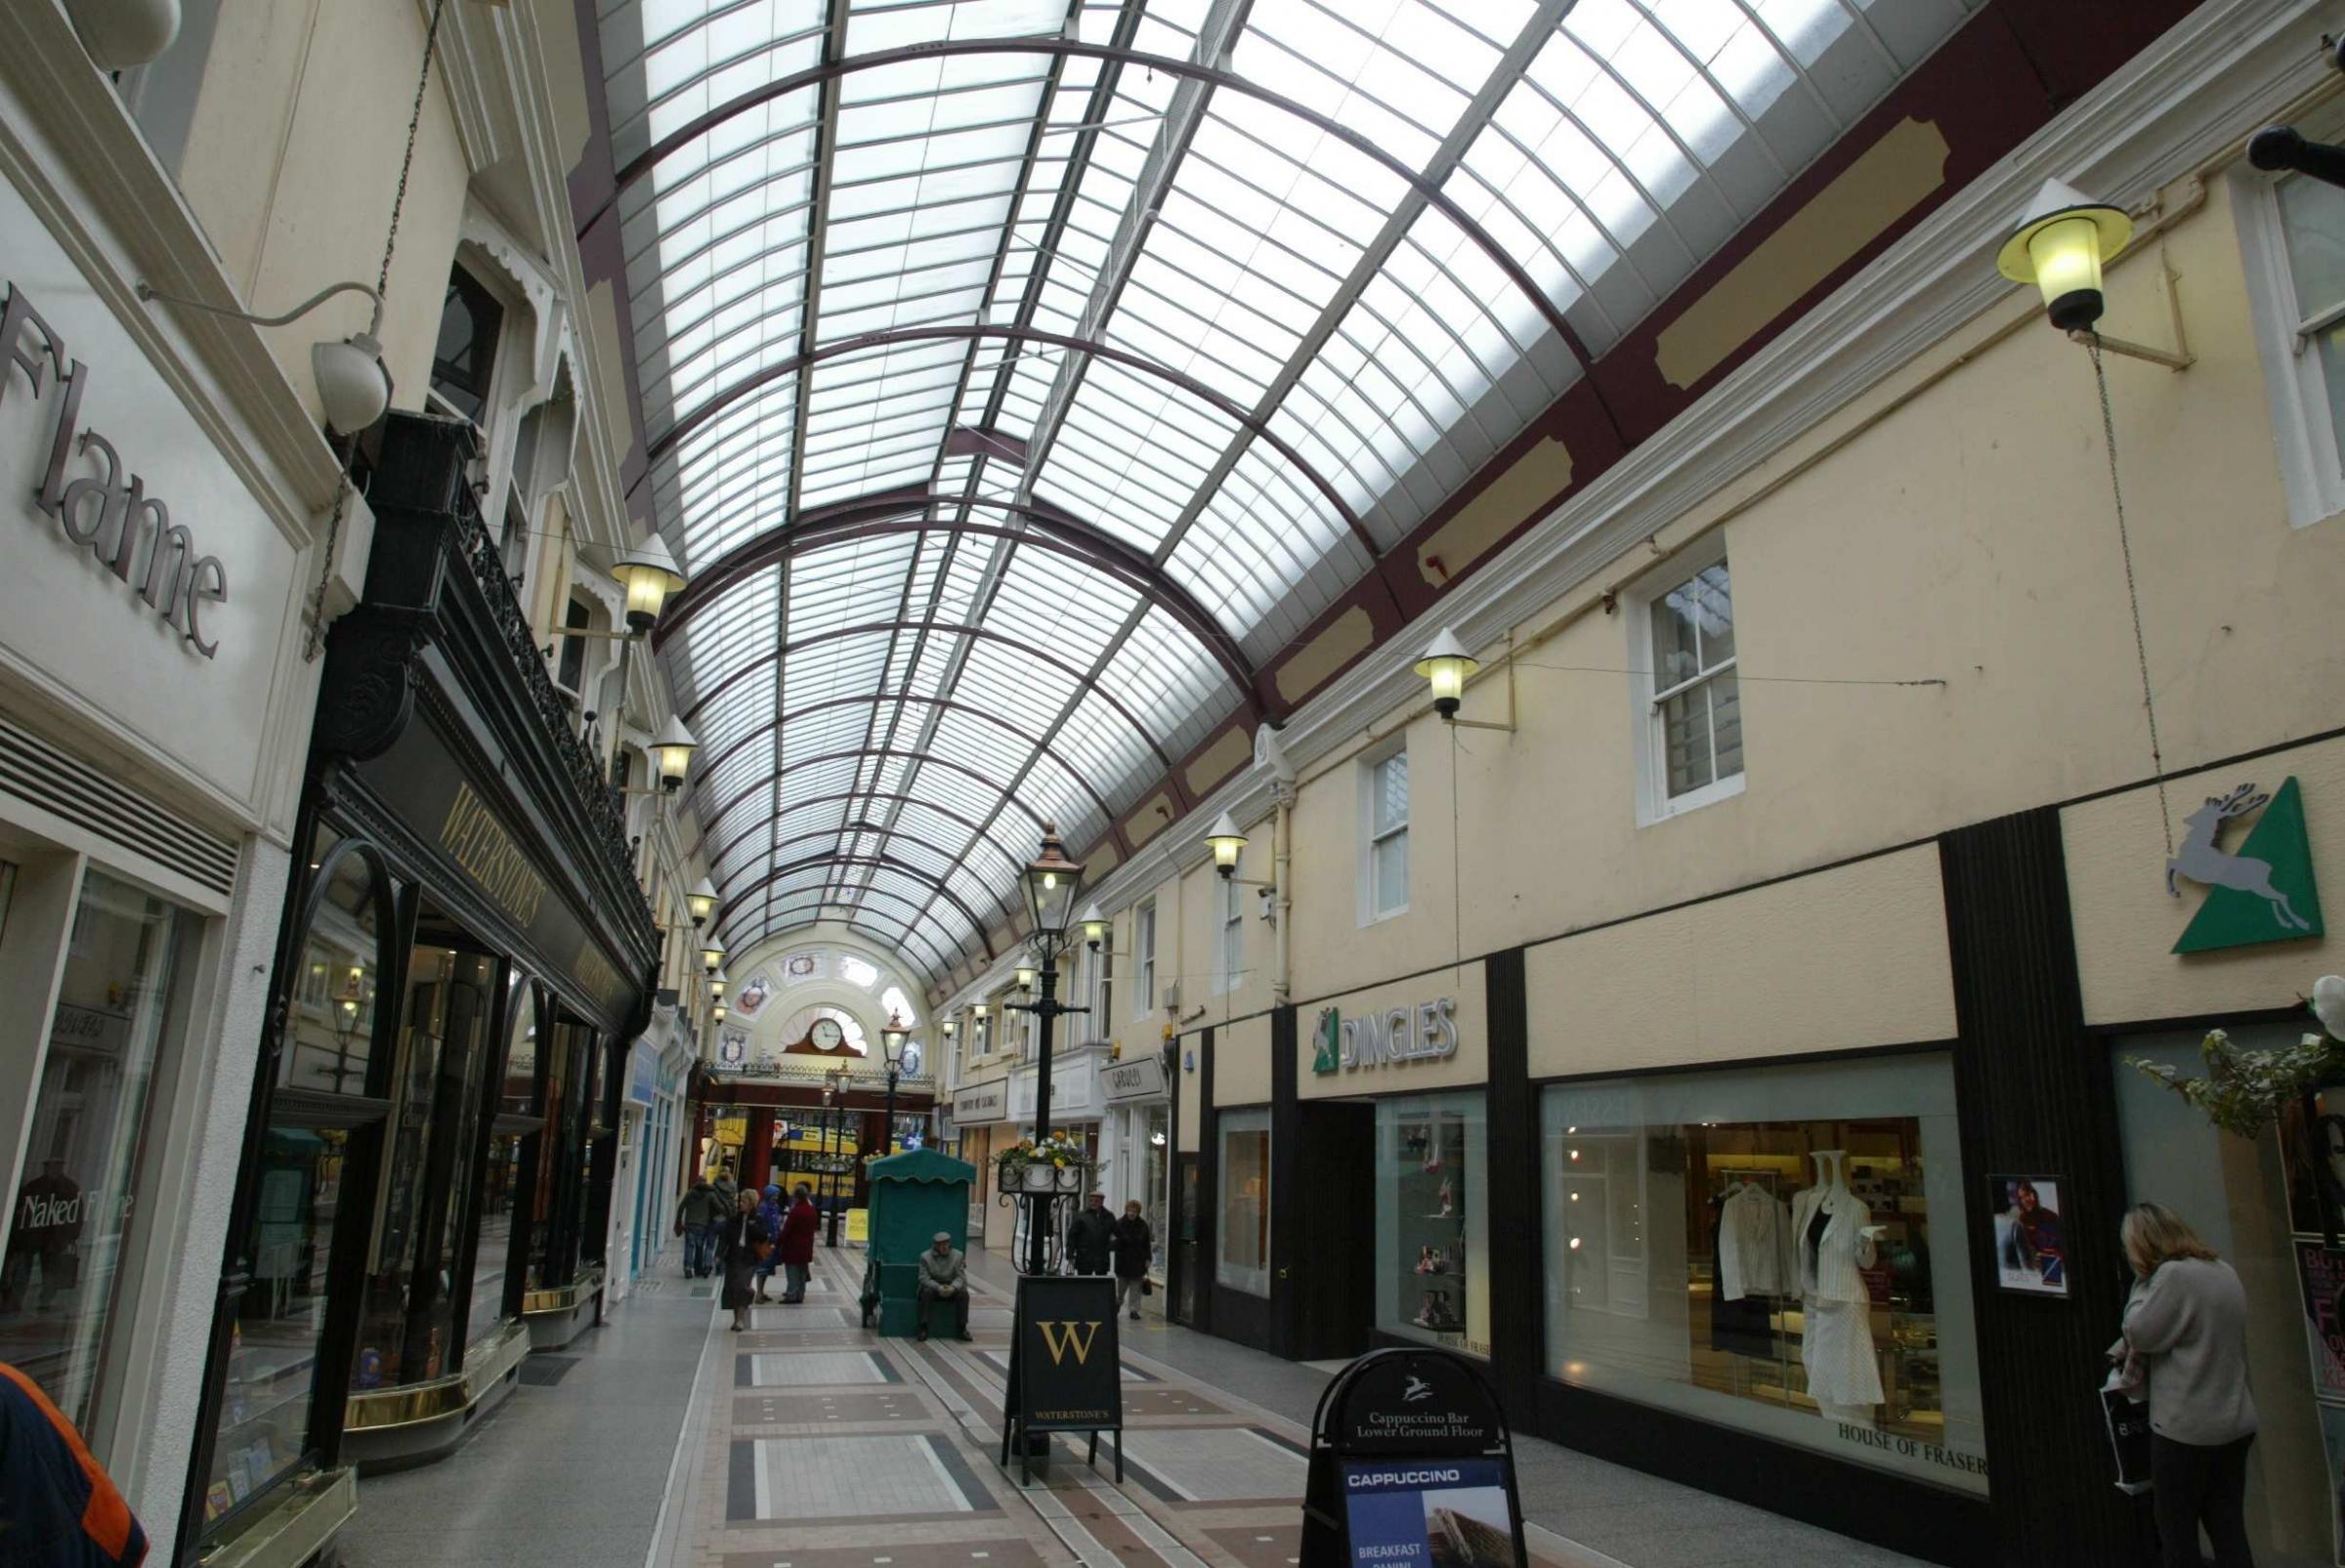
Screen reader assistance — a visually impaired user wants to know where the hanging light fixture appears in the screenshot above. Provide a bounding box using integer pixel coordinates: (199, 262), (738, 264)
(1996, 179), (2133, 333)
(1204, 811), (1248, 877)
(613, 534), (688, 632)
(1414, 629), (1479, 720)
(650, 717), (698, 792)
(136, 279), (390, 435)
(686, 876), (718, 925)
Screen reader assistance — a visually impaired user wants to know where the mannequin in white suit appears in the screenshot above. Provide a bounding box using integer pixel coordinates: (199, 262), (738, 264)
(1790, 1150), (1885, 1423)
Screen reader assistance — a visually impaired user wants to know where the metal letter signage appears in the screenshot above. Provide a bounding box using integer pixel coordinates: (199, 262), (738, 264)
(2167, 778), (2324, 954)
(1326, 997), (1459, 1073)
(2, 282), (230, 657)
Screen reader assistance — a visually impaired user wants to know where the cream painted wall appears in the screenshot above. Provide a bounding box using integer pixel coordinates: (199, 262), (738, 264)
(2066, 733), (2342, 1025)
(1523, 847), (1957, 1080)
(179, 0), (467, 427)
(1212, 1014), (1274, 1108)
(1297, 962), (1488, 1101)
(1250, 174), (2345, 1009)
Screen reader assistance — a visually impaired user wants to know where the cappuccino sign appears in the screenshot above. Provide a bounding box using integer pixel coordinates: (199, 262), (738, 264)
(3, 283), (231, 657)
(1313, 997), (1459, 1075)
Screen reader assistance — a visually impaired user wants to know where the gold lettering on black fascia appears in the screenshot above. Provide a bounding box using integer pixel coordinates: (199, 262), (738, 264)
(439, 783), (549, 926)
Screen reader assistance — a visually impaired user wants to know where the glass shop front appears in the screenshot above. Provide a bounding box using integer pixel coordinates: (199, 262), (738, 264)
(1539, 1052), (1987, 1495)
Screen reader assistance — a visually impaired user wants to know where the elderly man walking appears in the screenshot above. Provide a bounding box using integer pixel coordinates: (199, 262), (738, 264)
(916, 1231), (971, 1343)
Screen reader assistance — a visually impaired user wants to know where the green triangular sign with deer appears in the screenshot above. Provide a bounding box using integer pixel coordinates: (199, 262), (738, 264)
(2171, 777), (2324, 954)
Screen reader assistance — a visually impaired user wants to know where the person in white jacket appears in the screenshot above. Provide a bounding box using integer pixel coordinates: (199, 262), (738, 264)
(2113, 1203), (2257, 1568)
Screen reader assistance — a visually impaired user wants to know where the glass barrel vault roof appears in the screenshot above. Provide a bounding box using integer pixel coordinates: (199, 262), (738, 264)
(600, 0), (1980, 986)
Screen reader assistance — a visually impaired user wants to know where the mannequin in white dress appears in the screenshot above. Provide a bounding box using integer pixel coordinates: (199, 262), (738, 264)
(1790, 1149), (1886, 1424)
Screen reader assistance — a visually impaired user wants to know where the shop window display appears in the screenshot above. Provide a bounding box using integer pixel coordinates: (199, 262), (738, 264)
(1218, 1108), (1270, 1295)
(1377, 1094), (1489, 1355)
(351, 945), (497, 1389)
(6, 869), (200, 1434)
(1542, 1054), (1985, 1493)
(203, 839), (384, 1522)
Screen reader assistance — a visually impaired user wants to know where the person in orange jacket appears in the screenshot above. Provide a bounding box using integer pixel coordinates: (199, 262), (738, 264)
(0, 1360), (149, 1565)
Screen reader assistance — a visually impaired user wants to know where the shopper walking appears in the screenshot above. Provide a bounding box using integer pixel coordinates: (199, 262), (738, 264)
(1112, 1200), (1153, 1321)
(674, 1177), (725, 1278)
(916, 1231), (971, 1342)
(0, 1359), (148, 1565)
(776, 1182), (820, 1304)
(753, 1184), (785, 1302)
(1065, 1190), (1115, 1275)
(2111, 1203), (2258, 1568)
(717, 1189), (772, 1333)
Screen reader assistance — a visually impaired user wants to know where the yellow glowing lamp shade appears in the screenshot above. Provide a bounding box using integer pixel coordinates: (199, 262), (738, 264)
(613, 534), (687, 631)
(709, 968), (728, 999)
(970, 1000), (988, 1019)
(686, 875), (718, 924)
(942, 1018), (958, 1037)
(1080, 903), (1108, 948)
(1014, 963), (1038, 992)
(710, 1003), (727, 1023)
(700, 936), (725, 972)
(1204, 810), (1247, 872)
(651, 716), (699, 790)
(1995, 178), (2132, 333)
(1414, 627), (1479, 718)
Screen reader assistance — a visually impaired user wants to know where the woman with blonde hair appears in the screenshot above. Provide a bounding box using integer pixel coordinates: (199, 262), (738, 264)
(2113, 1203), (2257, 1567)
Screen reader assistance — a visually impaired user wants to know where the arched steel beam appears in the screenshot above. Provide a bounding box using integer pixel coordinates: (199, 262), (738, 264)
(653, 496), (1268, 719)
(677, 618), (1173, 775)
(695, 746), (1052, 856)
(698, 789), (1029, 909)
(715, 853), (999, 946)
(632, 324), (1379, 563)
(692, 694), (1121, 837)
(581, 38), (1599, 389)
(726, 884), (969, 977)
(714, 860), (986, 974)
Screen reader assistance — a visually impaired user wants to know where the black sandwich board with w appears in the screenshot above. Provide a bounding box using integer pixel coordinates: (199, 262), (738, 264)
(1001, 1273), (1123, 1484)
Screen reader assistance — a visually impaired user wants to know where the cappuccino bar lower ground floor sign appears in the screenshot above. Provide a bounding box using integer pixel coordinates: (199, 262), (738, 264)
(1302, 1349), (1527, 1568)
(1000, 1273), (1123, 1485)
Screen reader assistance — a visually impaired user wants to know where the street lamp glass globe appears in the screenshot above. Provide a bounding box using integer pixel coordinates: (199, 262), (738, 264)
(1020, 823), (1087, 939)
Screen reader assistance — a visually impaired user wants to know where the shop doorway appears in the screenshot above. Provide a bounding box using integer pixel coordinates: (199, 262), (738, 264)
(1293, 1100), (1375, 1361)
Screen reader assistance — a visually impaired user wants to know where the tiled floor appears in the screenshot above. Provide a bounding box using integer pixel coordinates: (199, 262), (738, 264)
(334, 1241), (1933, 1568)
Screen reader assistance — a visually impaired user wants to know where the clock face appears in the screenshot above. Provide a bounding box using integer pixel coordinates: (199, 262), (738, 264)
(810, 1018), (845, 1050)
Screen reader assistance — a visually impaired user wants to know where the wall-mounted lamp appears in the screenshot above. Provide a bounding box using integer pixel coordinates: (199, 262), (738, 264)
(1996, 179), (2190, 370)
(970, 1001), (989, 1021)
(620, 717), (698, 796)
(614, 534), (688, 632)
(1203, 812), (1274, 888)
(1013, 963), (1039, 995)
(711, 1002), (728, 1024)
(66, 0), (183, 70)
(1414, 628), (1515, 730)
(701, 935), (726, 974)
(136, 278), (391, 435)
(709, 967), (728, 1001)
(1080, 903), (1110, 952)
(686, 876), (718, 924)
(941, 1018), (959, 1038)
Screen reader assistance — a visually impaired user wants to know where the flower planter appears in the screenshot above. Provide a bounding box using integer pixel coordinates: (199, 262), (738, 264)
(1019, 1163), (1058, 1193)
(1054, 1164), (1086, 1192)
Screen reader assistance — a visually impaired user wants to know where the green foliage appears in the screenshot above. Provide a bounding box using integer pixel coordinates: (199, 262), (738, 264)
(2126, 1025), (2345, 1140)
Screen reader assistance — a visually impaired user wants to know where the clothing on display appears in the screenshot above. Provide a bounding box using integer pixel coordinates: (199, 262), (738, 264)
(1717, 1178), (1795, 1301)
(1792, 1151), (1885, 1414)
(1380, 1095), (1490, 1355)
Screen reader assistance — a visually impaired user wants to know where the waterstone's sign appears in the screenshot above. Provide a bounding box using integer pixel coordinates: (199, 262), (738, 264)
(3, 283), (231, 657)
(1312, 997), (1459, 1075)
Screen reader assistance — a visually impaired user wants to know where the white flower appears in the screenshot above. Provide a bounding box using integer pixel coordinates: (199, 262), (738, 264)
(2314, 975), (2345, 1040)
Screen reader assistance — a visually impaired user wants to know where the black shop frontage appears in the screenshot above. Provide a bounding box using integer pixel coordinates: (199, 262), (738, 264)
(178, 416), (657, 1562)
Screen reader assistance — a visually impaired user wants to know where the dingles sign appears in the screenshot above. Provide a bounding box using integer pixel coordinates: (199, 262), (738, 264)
(3, 284), (230, 657)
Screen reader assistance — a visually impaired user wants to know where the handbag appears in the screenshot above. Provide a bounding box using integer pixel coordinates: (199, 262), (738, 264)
(1140, 1277), (1153, 1296)
(2100, 1374), (2153, 1495)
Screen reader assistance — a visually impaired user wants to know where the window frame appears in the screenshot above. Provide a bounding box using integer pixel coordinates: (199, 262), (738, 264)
(1357, 740), (1410, 926)
(1215, 853), (1244, 995)
(1133, 901), (1156, 1020)
(1630, 536), (1745, 826)
(2235, 143), (2345, 530)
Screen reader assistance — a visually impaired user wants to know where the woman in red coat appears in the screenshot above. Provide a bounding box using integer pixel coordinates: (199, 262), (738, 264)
(776, 1182), (820, 1303)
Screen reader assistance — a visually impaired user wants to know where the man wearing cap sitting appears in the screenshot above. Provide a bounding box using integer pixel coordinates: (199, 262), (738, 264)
(916, 1231), (970, 1342)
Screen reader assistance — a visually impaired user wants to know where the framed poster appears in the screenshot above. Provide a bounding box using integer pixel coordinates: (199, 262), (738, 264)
(1988, 1174), (2067, 1296)
(1342, 1459), (1519, 1568)
(2303, 1243), (2345, 1399)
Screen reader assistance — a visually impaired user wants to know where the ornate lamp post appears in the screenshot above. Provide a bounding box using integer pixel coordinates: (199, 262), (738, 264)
(880, 1013), (909, 1158)
(823, 1066), (852, 1248)
(1001, 824), (1087, 1275)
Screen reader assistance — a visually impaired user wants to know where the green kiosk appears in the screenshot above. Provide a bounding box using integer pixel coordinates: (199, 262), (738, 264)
(860, 1148), (977, 1336)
